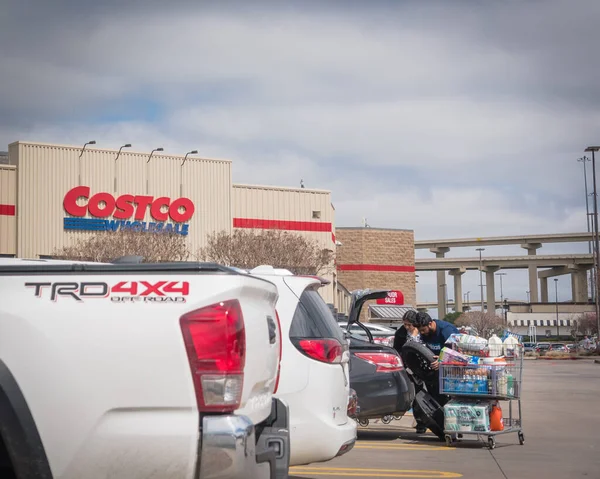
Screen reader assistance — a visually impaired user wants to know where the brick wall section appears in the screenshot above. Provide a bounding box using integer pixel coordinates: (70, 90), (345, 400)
(336, 228), (415, 321)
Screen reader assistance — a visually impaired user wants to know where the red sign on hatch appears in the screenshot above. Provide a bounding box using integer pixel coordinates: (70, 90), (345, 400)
(376, 290), (404, 305)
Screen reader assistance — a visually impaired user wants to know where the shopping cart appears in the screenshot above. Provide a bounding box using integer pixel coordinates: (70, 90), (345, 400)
(438, 346), (524, 449)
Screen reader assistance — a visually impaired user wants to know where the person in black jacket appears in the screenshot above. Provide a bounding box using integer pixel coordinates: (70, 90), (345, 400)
(393, 310), (427, 433)
(392, 310), (420, 351)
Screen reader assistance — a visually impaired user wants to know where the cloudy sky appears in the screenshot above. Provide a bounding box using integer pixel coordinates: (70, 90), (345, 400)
(2, 0), (599, 315)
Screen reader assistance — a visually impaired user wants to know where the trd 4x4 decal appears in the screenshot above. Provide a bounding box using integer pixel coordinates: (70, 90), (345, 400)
(25, 281), (190, 303)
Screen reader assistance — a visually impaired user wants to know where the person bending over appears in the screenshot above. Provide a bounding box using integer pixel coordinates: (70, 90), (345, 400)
(409, 312), (458, 405)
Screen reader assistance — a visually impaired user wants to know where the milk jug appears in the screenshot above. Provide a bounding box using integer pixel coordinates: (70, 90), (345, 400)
(488, 334), (503, 357)
(503, 335), (519, 358)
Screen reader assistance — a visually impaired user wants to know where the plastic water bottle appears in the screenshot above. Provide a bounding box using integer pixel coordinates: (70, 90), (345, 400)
(472, 376), (480, 394)
(507, 373), (514, 397)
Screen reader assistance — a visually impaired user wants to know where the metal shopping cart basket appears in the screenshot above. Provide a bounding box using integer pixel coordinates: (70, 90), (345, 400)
(438, 346), (524, 449)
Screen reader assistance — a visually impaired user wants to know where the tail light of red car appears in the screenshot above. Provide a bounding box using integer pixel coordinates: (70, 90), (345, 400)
(180, 299), (245, 413)
(293, 338), (345, 364)
(354, 352), (404, 372)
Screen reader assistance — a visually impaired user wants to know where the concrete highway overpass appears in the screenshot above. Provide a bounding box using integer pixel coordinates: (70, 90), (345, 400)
(416, 300), (527, 311)
(416, 231), (595, 315)
(415, 232), (593, 249)
(416, 254), (594, 271)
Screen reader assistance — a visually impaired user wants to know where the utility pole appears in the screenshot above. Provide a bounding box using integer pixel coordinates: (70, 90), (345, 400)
(554, 278), (559, 340)
(578, 156), (593, 301)
(584, 146), (600, 339)
(477, 248), (485, 313)
(496, 272), (507, 306)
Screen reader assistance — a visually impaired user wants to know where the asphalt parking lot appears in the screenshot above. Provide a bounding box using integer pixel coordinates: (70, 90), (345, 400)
(290, 360), (600, 479)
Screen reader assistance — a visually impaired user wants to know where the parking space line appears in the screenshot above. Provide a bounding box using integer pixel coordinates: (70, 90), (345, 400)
(290, 466), (463, 478)
(355, 444), (454, 451)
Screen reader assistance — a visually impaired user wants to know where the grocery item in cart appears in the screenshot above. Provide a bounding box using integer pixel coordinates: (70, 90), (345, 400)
(446, 333), (489, 356)
(503, 335), (520, 358)
(489, 402), (504, 431)
(488, 334), (503, 357)
(443, 399), (491, 432)
(439, 347), (470, 364)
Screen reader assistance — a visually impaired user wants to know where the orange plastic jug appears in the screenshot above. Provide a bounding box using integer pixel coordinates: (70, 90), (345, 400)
(490, 403), (504, 431)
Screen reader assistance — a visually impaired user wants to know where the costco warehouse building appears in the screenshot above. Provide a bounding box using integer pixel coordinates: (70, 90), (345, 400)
(0, 141), (416, 316)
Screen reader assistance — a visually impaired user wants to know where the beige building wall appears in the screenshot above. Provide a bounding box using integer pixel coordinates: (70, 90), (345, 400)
(0, 165), (17, 256)
(9, 141), (232, 259)
(232, 184), (337, 304)
(336, 227), (416, 320)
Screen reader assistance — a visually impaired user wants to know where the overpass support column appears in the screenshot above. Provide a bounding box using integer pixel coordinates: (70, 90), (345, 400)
(540, 277), (548, 303)
(522, 243), (542, 303)
(571, 267), (589, 303)
(449, 268), (466, 312)
(485, 267), (500, 313)
(431, 247), (450, 318)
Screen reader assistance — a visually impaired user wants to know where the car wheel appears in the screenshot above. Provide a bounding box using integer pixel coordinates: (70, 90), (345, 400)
(401, 342), (437, 380)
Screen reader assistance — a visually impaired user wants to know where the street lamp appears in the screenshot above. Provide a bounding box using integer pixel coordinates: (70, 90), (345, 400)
(78, 140), (96, 185)
(526, 290), (530, 303)
(584, 146), (600, 338)
(496, 272), (507, 307)
(146, 147), (164, 193)
(114, 143), (131, 192)
(476, 248), (485, 313)
(577, 156), (593, 301)
(554, 278), (559, 340)
(180, 150), (198, 196)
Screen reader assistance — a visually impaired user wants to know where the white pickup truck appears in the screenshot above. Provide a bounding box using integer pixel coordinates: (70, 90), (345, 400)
(0, 258), (290, 479)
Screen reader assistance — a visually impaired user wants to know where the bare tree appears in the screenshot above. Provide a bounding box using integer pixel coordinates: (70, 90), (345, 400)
(197, 229), (334, 275)
(455, 311), (505, 339)
(53, 231), (190, 263)
(575, 313), (597, 336)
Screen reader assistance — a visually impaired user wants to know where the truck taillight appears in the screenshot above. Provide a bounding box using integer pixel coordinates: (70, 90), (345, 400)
(180, 299), (245, 413)
(354, 352), (403, 372)
(273, 310), (283, 393)
(293, 338), (344, 364)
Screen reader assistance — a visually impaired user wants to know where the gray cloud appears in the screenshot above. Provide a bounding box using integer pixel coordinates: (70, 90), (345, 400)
(1, 0), (598, 310)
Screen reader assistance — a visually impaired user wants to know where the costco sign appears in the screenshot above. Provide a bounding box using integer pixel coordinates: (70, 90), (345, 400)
(63, 186), (194, 236)
(376, 290), (404, 305)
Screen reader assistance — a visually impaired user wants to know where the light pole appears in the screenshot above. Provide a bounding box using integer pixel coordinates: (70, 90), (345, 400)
(554, 278), (559, 340)
(114, 143), (131, 192)
(526, 290), (530, 303)
(78, 140), (96, 185)
(146, 147), (164, 193)
(467, 291), (471, 311)
(180, 150), (198, 196)
(578, 156), (593, 300)
(584, 146), (600, 338)
(496, 272), (507, 307)
(476, 248), (485, 313)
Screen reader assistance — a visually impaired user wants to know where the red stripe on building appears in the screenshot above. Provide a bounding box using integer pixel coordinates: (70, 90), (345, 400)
(337, 264), (416, 272)
(233, 218), (332, 233)
(0, 204), (15, 216)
